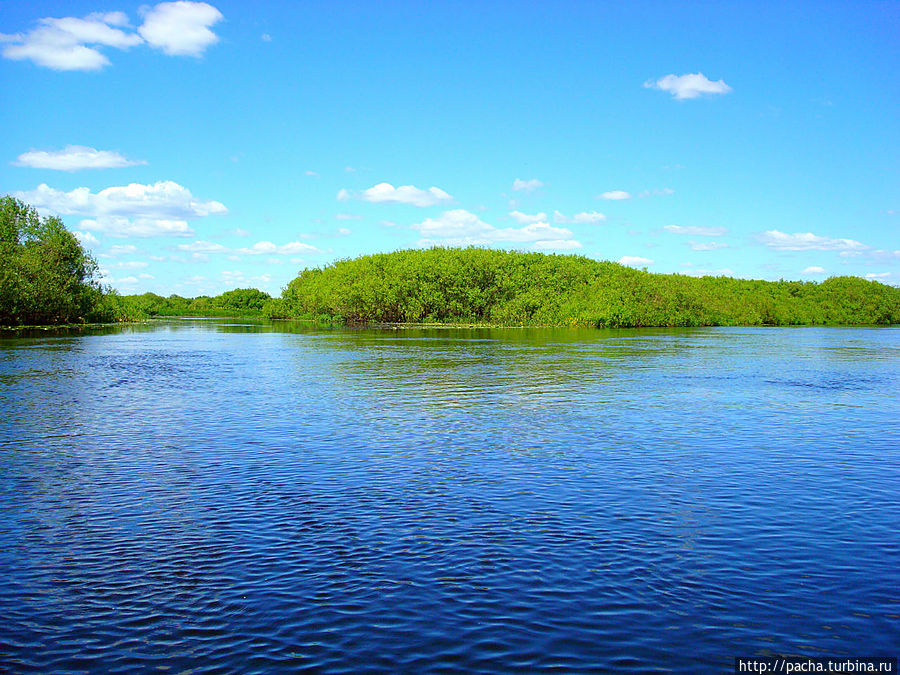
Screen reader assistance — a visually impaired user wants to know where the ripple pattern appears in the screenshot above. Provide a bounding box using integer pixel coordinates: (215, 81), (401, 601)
(1, 323), (898, 673)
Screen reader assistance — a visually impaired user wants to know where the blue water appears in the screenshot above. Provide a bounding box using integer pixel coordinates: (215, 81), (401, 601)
(1, 321), (898, 672)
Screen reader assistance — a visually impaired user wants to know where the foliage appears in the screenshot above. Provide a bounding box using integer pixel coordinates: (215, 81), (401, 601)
(1, 196), (110, 325)
(116, 289), (272, 318)
(280, 247), (900, 327)
(5, 198), (897, 330)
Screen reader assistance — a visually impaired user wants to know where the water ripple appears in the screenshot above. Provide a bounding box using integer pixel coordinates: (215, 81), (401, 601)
(1, 323), (899, 673)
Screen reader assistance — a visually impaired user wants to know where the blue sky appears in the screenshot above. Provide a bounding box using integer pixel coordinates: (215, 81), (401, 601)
(2, 1), (898, 296)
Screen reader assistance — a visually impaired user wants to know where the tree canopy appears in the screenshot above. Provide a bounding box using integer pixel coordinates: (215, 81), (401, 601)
(1, 196), (106, 325)
(281, 247), (900, 327)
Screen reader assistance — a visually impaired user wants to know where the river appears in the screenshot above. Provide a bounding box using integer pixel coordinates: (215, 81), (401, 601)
(1, 320), (898, 672)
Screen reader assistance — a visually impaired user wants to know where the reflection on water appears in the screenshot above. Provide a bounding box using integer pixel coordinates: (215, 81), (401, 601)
(1, 320), (898, 673)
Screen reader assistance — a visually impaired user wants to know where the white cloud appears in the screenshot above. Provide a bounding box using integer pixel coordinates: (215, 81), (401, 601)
(14, 145), (146, 171)
(690, 241), (729, 251)
(354, 182), (453, 207)
(113, 261), (149, 269)
(175, 239), (321, 256)
(759, 230), (868, 252)
(221, 270), (273, 287)
(866, 272), (891, 279)
(73, 230), (100, 246)
(14, 181), (226, 220)
(81, 216), (194, 238)
(644, 73), (732, 100)
(305, 170), (319, 177)
(1, 12), (143, 71)
(638, 188), (675, 198)
(599, 190), (631, 201)
(2, 4), (223, 69)
(512, 178), (543, 192)
(555, 210), (607, 224)
(572, 211), (607, 224)
(682, 268), (735, 277)
(803, 266), (826, 274)
(177, 240), (229, 253)
(509, 210), (547, 224)
(336, 188), (351, 201)
(664, 224), (728, 236)
(17, 179), (223, 239)
(413, 209), (578, 250)
(237, 241), (320, 255)
(107, 244), (139, 256)
(618, 256), (654, 267)
(335, 213), (362, 220)
(261, 33), (272, 42)
(533, 240), (583, 251)
(138, 2), (223, 57)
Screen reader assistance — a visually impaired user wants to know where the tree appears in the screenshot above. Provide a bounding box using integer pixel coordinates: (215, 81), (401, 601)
(0, 196), (103, 325)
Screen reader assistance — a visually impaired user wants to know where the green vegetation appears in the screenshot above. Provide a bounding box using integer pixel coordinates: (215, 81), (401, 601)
(3, 196), (897, 328)
(114, 288), (273, 319)
(281, 247), (900, 327)
(0, 196), (123, 325)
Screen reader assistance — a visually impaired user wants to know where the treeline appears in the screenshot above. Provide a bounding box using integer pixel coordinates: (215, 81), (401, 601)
(116, 288), (274, 319)
(281, 247), (900, 327)
(0, 196), (117, 325)
(0, 196), (279, 326)
(4, 194), (898, 328)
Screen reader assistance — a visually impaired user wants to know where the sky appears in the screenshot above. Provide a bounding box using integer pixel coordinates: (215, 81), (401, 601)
(1, 0), (898, 296)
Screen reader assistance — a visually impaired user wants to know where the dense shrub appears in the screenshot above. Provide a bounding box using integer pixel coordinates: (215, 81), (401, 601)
(281, 247), (900, 327)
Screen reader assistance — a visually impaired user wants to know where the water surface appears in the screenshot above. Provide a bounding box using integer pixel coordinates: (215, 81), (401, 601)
(1, 321), (898, 672)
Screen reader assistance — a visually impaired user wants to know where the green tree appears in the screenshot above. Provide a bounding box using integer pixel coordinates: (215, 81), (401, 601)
(0, 196), (104, 325)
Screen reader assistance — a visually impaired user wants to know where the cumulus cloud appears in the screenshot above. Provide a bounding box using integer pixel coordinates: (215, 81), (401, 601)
(81, 216), (194, 238)
(15, 180), (226, 219)
(73, 230), (100, 246)
(340, 182), (452, 207)
(14, 145), (146, 171)
(572, 211), (607, 224)
(14, 180), (225, 238)
(644, 73), (732, 100)
(107, 244), (139, 256)
(509, 210), (547, 224)
(138, 2), (223, 56)
(2, 3), (222, 70)
(682, 268), (735, 277)
(512, 178), (543, 192)
(176, 239), (321, 256)
(690, 241), (729, 251)
(176, 240), (229, 253)
(533, 240), (583, 251)
(598, 190), (631, 201)
(1, 12), (142, 70)
(555, 211), (607, 224)
(237, 241), (320, 255)
(664, 224), (728, 236)
(618, 256), (654, 267)
(803, 266), (826, 274)
(413, 209), (579, 250)
(639, 188), (675, 198)
(759, 230), (868, 252)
